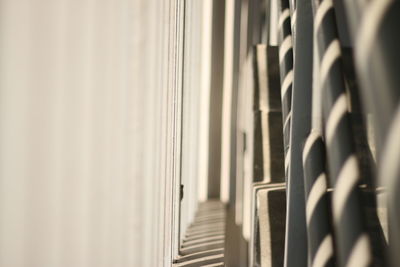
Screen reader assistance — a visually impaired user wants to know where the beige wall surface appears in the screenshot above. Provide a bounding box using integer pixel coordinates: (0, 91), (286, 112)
(0, 0), (182, 266)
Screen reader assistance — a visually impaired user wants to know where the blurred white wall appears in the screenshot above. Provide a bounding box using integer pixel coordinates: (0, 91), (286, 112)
(0, 0), (182, 266)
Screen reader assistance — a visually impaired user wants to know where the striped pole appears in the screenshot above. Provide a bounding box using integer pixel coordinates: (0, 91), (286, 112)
(302, 131), (334, 267)
(277, 0), (293, 178)
(380, 105), (400, 266)
(300, 1), (336, 265)
(345, 0), (400, 154)
(314, 0), (372, 266)
(290, 1), (296, 46)
(352, 0), (400, 265)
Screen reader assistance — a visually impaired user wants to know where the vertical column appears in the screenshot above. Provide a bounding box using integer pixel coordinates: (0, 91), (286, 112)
(284, 0), (313, 266)
(208, 0), (226, 199)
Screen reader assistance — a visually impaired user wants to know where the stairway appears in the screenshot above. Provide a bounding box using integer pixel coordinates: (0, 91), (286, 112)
(174, 201), (226, 267)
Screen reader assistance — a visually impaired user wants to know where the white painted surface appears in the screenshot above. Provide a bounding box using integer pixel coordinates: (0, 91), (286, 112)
(221, 0), (235, 203)
(0, 0), (186, 266)
(198, 0), (213, 202)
